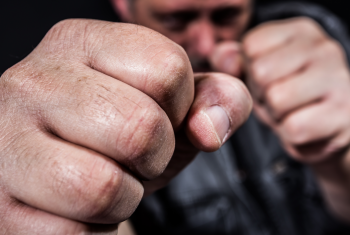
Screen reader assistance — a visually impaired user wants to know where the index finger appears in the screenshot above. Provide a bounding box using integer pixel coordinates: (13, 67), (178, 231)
(243, 17), (323, 59)
(35, 19), (194, 129)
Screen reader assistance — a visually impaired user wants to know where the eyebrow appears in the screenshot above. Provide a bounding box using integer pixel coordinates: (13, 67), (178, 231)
(212, 6), (243, 16)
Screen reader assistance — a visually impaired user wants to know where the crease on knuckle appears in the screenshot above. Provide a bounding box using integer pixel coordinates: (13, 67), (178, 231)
(126, 103), (171, 179)
(52, 159), (123, 221)
(148, 44), (191, 103)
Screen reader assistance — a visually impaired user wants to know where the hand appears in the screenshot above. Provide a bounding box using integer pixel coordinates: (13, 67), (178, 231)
(242, 17), (350, 221)
(242, 17), (350, 163)
(209, 17), (350, 222)
(0, 19), (252, 234)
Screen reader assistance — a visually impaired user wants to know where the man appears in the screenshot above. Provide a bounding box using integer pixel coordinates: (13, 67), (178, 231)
(0, 1), (349, 235)
(114, 0), (350, 234)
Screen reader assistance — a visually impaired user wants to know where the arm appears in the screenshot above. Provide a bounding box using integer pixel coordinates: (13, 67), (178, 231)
(243, 17), (350, 223)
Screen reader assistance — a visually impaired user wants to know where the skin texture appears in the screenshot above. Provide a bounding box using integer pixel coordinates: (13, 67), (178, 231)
(114, 0), (350, 225)
(0, 19), (252, 234)
(2, 0), (350, 234)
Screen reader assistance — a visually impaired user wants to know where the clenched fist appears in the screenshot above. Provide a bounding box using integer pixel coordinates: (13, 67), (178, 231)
(243, 17), (350, 164)
(211, 17), (350, 222)
(0, 20), (252, 234)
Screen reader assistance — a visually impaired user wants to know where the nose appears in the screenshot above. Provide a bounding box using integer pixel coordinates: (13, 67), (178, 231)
(188, 20), (216, 58)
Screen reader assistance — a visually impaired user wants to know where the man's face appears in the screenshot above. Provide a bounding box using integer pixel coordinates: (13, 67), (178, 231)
(123, 0), (252, 72)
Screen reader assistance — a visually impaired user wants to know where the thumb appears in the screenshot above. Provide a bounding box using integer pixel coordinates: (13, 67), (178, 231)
(209, 41), (243, 77)
(187, 73), (252, 152)
(142, 73), (252, 196)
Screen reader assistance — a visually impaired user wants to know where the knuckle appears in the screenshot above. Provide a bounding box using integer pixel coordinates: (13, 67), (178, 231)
(242, 33), (257, 57)
(43, 19), (89, 55)
(0, 62), (36, 102)
(127, 103), (173, 179)
(293, 17), (326, 41)
(250, 61), (268, 88)
(82, 171), (122, 221)
(295, 17), (318, 33)
(283, 117), (305, 144)
(319, 40), (344, 59)
(53, 161), (123, 221)
(265, 85), (286, 113)
(151, 44), (192, 102)
(47, 19), (81, 41)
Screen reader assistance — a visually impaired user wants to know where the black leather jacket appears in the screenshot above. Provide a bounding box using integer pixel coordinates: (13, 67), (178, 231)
(130, 2), (350, 235)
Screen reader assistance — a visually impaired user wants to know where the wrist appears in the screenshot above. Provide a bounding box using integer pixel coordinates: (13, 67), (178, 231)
(311, 148), (350, 223)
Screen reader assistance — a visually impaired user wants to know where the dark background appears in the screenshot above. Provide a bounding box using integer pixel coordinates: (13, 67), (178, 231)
(0, 0), (348, 75)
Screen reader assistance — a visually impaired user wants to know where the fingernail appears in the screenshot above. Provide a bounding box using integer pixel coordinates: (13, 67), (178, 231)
(204, 106), (230, 145)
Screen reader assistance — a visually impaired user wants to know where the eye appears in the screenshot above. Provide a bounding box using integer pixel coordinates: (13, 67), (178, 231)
(155, 11), (198, 32)
(211, 7), (242, 26)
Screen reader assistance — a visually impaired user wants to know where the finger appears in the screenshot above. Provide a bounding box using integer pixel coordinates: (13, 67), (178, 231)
(3, 129), (143, 224)
(186, 73), (252, 152)
(277, 85), (350, 163)
(263, 64), (330, 120)
(1, 199), (120, 235)
(14, 61), (175, 180)
(277, 102), (346, 147)
(248, 38), (315, 96)
(262, 40), (349, 120)
(0, 199), (89, 235)
(243, 17), (323, 59)
(209, 41), (243, 77)
(35, 19), (194, 129)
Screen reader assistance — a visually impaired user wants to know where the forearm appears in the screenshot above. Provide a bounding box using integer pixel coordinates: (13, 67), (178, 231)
(312, 149), (350, 223)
